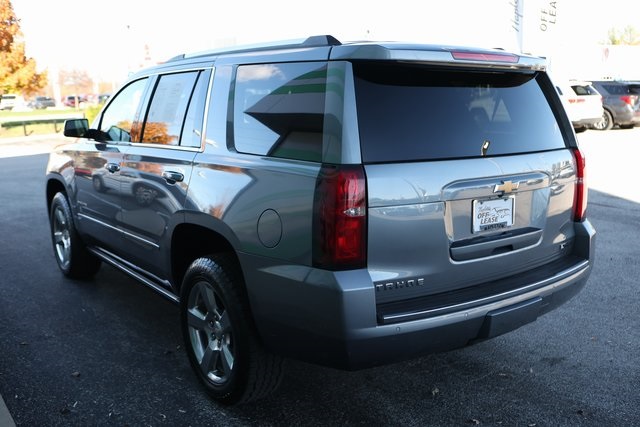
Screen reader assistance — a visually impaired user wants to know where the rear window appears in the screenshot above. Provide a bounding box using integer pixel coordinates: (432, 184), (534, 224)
(353, 62), (567, 163)
(571, 85), (598, 96)
(600, 84), (630, 95)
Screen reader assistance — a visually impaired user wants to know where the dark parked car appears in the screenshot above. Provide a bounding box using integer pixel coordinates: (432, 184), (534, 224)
(46, 36), (595, 404)
(63, 95), (88, 108)
(590, 80), (640, 130)
(97, 93), (111, 104)
(28, 96), (56, 109)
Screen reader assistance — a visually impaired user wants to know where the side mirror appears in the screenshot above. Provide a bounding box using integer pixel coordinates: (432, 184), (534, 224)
(63, 119), (89, 137)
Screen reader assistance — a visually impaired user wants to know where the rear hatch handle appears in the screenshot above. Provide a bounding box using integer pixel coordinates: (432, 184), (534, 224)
(450, 228), (543, 261)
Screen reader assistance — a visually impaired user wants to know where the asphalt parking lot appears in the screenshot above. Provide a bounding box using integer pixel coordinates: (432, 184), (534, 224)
(0, 129), (638, 426)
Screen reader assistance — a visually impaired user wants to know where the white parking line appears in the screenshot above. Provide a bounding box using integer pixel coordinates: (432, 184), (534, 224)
(0, 394), (16, 427)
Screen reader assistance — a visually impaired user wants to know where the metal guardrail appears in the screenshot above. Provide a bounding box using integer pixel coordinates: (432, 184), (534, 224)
(0, 113), (84, 136)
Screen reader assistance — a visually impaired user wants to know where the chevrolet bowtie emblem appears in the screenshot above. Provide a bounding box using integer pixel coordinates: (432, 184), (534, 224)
(494, 180), (520, 194)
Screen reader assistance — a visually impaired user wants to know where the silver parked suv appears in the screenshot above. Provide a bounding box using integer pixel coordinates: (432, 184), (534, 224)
(45, 36), (595, 404)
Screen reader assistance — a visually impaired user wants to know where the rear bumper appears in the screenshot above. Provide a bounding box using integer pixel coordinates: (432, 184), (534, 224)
(611, 107), (640, 126)
(339, 258), (590, 369)
(242, 220), (595, 370)
(572, 117), (602, 128)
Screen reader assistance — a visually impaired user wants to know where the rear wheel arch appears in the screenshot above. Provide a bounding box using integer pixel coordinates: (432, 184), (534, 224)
(170, 222), (242, 296)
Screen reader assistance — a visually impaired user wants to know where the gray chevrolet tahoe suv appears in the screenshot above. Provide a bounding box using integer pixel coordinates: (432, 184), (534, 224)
(45, 36), (595, 404)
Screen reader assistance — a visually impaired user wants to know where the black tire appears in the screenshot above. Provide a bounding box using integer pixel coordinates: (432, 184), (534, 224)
(180, 254), (283, 405)
(49, 192), (102, 279)
(593, 109), (613, 131)
(619, 124), (635, 129)
(92, 175), (105, 193)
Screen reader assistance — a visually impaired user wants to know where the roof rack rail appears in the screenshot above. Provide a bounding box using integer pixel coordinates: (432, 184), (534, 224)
(169, 35), (342, 62)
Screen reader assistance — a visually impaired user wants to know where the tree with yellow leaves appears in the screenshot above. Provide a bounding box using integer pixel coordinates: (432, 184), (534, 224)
(0, 0), (47, 95)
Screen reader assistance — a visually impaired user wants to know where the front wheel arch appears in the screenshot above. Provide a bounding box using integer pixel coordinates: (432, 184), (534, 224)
(49, 192), (101, 279)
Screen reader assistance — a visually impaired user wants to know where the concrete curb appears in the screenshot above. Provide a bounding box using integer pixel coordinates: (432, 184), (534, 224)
(0, 393), (16, 427)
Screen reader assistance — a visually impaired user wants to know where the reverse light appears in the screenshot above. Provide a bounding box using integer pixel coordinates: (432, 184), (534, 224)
(313, 165), (367, 270)
(572, 148), (587, 222)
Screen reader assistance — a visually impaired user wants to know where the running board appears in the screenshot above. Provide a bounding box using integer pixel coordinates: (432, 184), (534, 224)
(88, 247), (179, 304)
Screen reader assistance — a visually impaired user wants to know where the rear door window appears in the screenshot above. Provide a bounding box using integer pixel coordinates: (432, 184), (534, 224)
(353, 62), (567, 163)
(142, 71), (200, 146)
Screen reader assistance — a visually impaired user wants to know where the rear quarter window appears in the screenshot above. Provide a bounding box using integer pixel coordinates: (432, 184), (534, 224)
(233, 62), (327, 162)
(353, 62), (568, 163)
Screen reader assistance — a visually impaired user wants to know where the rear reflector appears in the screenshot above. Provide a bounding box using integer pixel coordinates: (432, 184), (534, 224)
(451, 51), (519, 63)
(313, 165), (367, 270)
(572, 148), (587, 222)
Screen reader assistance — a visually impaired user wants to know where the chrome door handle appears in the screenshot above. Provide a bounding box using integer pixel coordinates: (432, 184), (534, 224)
(105, 163), (120, 173)
(162, 171), (184, 183)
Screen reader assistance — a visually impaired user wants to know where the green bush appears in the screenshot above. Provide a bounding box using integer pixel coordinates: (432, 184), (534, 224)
(84, 104), (103, 126)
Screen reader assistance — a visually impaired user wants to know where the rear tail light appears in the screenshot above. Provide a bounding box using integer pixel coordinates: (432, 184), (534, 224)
(313, 164), (367, 270)
(572, 148), (587, 222)
(620, 95), (637, 106)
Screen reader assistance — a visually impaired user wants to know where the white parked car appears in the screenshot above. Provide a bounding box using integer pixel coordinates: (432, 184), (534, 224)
(0, 94), (25, 111)
(556, 81), (604, 133)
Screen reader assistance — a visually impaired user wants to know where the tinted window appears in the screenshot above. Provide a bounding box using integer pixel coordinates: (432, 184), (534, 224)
(181, 70), (211, 148)
(99, 78), (148, 142)
(571, 85), (598, 96)
(601, 84), (629, 95)
(233, 62), (326, 162)
(142, 72), (199, 146)
(353, 63), (567, 163)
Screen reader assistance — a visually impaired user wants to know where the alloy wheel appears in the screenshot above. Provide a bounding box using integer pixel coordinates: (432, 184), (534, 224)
(52, 206), (71, 270)
(186, 281), (235, 385)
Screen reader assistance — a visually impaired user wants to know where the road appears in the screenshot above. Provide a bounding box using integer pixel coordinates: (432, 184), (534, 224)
(0, 130), (638, 426)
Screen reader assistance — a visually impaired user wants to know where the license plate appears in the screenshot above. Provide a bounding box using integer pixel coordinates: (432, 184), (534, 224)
(472, 197), (514, 233)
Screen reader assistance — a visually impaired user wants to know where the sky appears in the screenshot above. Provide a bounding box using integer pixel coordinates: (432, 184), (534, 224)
(11, 0), (640, 84)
